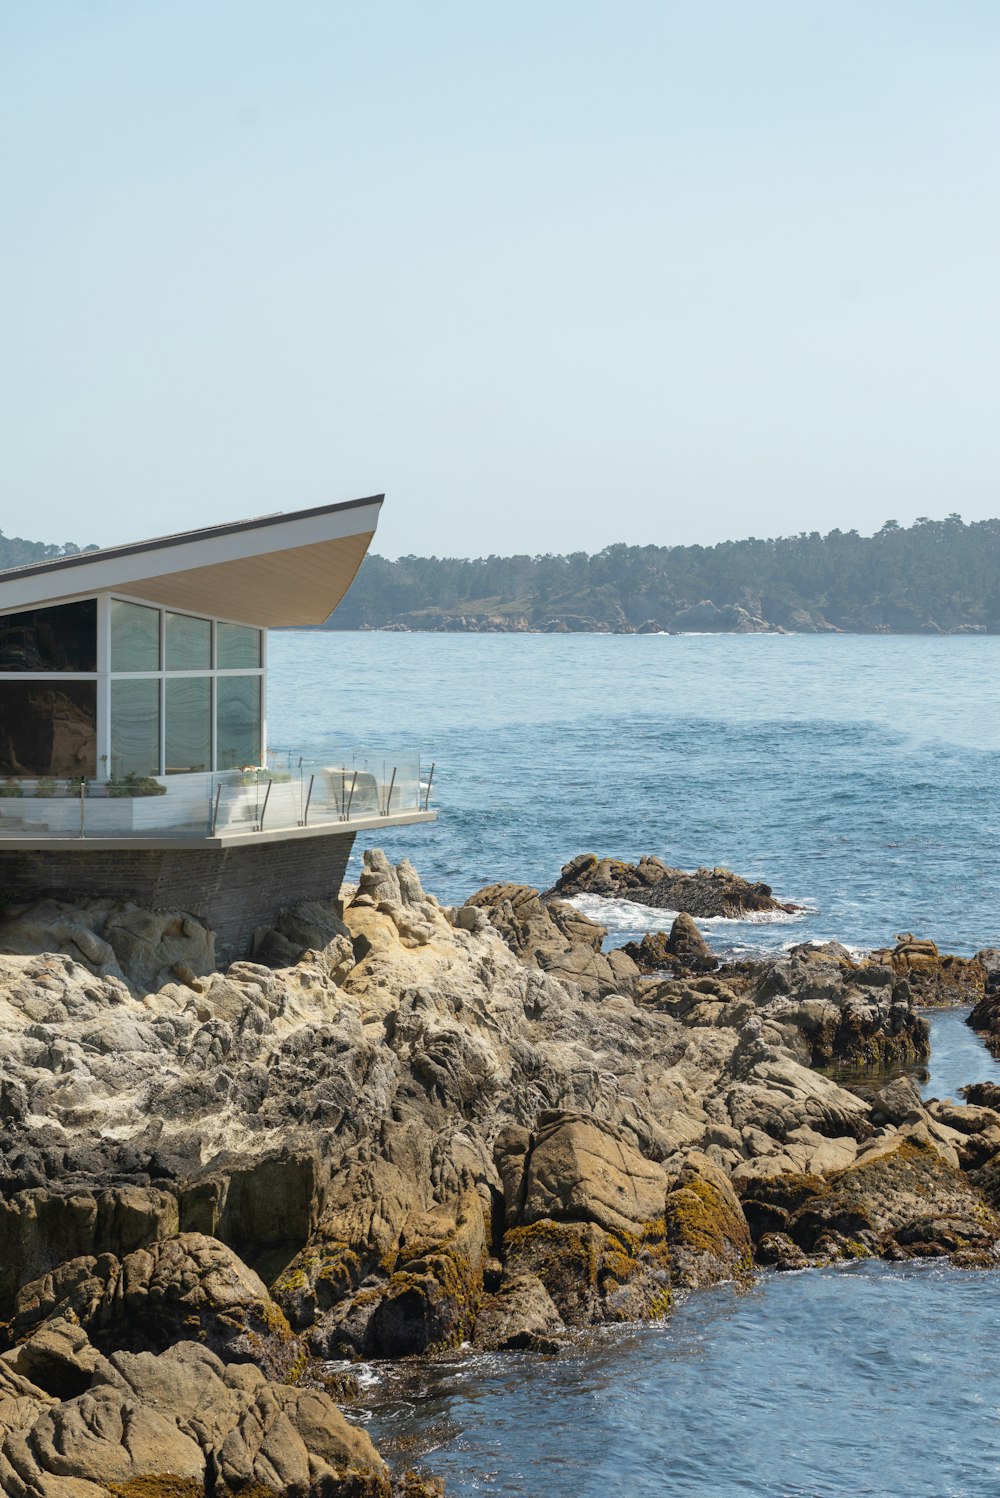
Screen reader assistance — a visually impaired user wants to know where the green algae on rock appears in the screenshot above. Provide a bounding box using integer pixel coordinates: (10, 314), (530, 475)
(663, 1151), (754, 1289)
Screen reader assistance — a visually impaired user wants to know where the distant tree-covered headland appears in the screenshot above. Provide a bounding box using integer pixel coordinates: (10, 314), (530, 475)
(0, 531), (97, 572)
(326, 515), (1000, 634)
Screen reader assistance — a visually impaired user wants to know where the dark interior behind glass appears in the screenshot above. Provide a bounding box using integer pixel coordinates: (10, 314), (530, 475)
(0, 681), (97, 776)
(0, 599), (98, 672)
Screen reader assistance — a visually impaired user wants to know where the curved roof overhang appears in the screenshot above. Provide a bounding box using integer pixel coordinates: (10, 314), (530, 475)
(0, 495), (382, 626)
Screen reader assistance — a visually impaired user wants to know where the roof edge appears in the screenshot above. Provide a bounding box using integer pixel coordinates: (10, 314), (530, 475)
(0, 494), (385, 584)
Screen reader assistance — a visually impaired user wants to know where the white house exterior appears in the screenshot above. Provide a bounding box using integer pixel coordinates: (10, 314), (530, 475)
(0, 496), (434, 958)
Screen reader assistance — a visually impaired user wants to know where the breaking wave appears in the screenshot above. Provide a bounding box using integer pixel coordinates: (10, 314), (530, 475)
(567, 892), (816, 936)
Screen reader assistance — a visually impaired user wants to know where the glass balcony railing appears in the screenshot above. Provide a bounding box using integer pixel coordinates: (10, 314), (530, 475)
(0, 749), (435, 840)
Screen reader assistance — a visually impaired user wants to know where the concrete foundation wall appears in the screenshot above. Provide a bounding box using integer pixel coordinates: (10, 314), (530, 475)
(0, 833), (357, 964)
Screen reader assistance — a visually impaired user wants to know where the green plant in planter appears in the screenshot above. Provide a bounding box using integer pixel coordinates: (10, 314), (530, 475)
(107, 771), (167, 798)
(0, 778), (24, 798)
(34, 777), (57, 797)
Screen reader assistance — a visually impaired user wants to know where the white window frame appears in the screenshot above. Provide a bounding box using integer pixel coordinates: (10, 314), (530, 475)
(0, 593), (267, 780)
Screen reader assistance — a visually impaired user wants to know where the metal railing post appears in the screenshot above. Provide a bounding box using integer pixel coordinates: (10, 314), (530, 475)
(258, 778), (272, 831)
(211, 783), (222, 835)
(343, 770), (358, 821)
(423, 762), (435, 811)
(302, 773), (315, 826)
(78, 780), (86, 838)
(382, 767), (396, 817)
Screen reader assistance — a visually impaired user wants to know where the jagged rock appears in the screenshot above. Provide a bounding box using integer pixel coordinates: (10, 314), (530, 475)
(0, 1184), (179, 1313)
(503, 1112), (668, 1236)
(967, 949), (1000, 1053)
(0, 896), (215, 993)
(864, 935), (989, 1007)
(752, 946), (930, 1069)
(737, 1172), (828, 1244)
(924, 1101), (1000, 1169)
(668, 600), (771, 634)
(474, 1272), (565, 1352)
(13, 849), (994, 1487)
(3, 847), (989, 1381)
(10, 1233), (302, 1381)
(465, 881), (640, 997)
(274, 1161), (488, 1360)
(495, 1114), (672, 1325)
(663, 1151), (753, 1288)
(252, 897), (355, 974)
(178, 1149), (320, 1283)
(788, 1137), (1000, 1264)
(357, 1191), (487, 1359)
(0, 1322), (389, 1498)
(543, 854), (799, 917)
(755, 1232), (811, 1269)
(623, 913), (719, 975)
(963, 1081), (1000, 1110)
(870, 1076), (925, 1126)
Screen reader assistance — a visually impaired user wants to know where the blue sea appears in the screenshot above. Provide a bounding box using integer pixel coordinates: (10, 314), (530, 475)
(269, 631), (1000, 958)
(269, 632), (1000, 1497)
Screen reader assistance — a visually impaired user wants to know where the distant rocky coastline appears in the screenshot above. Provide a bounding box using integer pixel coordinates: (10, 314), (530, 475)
(332, 515), (1000, 634)
(356, 604), (993, 634)
(1, 851), (999, 1494)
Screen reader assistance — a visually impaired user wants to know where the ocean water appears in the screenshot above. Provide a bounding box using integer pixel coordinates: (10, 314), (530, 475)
(268, 631), (1000, 957)
(355, 1263), (1000, 1498)
(268, 632), (1000, 1496)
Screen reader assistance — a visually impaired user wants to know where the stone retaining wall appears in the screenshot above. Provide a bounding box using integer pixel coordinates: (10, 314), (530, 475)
(0, 832), (356, 962)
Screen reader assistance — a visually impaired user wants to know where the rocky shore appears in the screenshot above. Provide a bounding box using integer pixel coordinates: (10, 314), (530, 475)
(1, 852), (998, 1494)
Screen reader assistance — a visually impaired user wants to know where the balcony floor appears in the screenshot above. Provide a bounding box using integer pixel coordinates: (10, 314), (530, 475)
(0, 806), (436, 851)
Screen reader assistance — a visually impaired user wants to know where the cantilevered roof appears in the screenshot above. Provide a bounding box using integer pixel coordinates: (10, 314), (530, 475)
(0, 495), (382, 626)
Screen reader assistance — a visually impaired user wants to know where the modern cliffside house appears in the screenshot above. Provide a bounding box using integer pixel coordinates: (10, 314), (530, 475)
(0, 495), (435, 959)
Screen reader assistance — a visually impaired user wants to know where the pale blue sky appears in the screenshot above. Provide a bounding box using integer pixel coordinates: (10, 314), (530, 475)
(2, 2), (998, 557)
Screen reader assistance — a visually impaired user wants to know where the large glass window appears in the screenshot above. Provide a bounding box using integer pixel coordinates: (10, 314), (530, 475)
(165, 676), (211, 773)
(217, 622), (261, 669)
(110, 679), (160, 778)
(216, 676), (261, 769)
(165, 612), (211, 670)
(0, 600), (97, 672)
(111, 601), (160, 671)
(0, 596), (264, 779)
(0, 681), (97, 777)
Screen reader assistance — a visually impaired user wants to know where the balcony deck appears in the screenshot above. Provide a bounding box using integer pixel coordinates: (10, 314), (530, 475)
(0, 750), (436, 847)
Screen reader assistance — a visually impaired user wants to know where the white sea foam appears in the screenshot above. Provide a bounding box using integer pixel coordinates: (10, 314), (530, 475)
(568, 892), (815, 935)
(337, 1361), (381, 1390)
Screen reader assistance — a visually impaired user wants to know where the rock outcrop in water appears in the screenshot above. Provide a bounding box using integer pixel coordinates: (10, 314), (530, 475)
(967, 949), (1000, 1052)
(542, 853), (801, 917)
(1, 850), (999, 1492)
(864, 934), (990, 1007)
(623, 913), (720, 975)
